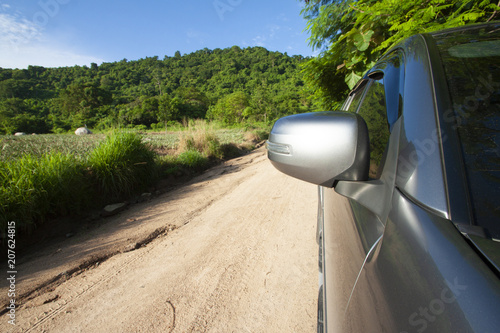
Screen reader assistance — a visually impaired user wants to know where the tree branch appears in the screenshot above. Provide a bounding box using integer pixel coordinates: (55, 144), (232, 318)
(487, 1), (500, 22)
(348, 4), (390, 16)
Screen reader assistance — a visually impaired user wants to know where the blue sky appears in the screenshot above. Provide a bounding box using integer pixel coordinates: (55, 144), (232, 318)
(0, 0), (315, 69)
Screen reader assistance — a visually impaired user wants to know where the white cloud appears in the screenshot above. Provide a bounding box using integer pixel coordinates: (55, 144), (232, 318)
(0, 12), (103, 69)
(186, 29), (209, 46)
(268, 25), (281, 39)
(277, 13), (289, 22)
(252, 35), (266, 47)
(1, 43), (104, 69)
(0, 13), (41, 45)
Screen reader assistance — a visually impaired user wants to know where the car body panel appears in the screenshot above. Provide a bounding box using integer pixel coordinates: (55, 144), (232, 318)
(267, 22), (500, 333)
(322, 187), (500, 332)
(395, 34), (449, 217)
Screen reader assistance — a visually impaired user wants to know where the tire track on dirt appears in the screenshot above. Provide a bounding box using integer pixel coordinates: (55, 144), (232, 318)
(1, 147), (318, 332)
(22, 227), (175, 332)
(12, 154), (268, 333)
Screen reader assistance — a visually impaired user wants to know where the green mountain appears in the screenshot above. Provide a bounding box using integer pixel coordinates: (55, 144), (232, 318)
(0, 46), (315, 134)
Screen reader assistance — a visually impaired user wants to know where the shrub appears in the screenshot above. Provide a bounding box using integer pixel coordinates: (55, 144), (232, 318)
(134, 124), (148, 131)
(87, 132), (158, 201)
(0, 152), (90, 233)
(246, 129), (269, 142)
(220, 143), (244, 159)
(151, 122), (165, 131)
(176, 150), (208, 170)
(178, 120), (223, 159)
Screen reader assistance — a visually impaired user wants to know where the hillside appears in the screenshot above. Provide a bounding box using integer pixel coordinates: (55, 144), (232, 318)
(0, 47), (315, 134)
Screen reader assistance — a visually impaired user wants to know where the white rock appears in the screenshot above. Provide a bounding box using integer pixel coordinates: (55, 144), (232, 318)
(75, 127), (92, 135)
(102, 202), (127, 217)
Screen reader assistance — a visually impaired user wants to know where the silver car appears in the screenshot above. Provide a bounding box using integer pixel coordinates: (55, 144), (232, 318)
(267, 22), (500, 332)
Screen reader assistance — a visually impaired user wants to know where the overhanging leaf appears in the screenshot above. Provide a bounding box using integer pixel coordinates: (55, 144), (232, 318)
(352, 29), (374, 51)
(346, 71), (362, 89)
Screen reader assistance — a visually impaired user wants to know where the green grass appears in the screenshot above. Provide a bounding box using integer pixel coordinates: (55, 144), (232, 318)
(0, 132), (160, 237)
(0, 153), (89, 228)
(0, 121), (269, 161)
(176, 150), (209, 170)
(88, 132), (158, 201)
(0, 134), (104, 161)
(0, 122), (269, 240)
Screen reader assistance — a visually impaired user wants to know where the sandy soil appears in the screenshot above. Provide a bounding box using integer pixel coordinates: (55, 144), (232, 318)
(0, 146), (319, 332)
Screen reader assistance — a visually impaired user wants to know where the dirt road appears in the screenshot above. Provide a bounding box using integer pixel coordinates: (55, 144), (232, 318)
(1, 146), (319, 332)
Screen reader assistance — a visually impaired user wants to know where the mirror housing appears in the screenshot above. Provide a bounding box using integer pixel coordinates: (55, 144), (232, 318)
(267, 111), (370, 187)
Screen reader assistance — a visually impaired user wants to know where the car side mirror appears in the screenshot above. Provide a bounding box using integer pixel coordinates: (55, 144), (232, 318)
(267, 111), (370, 187)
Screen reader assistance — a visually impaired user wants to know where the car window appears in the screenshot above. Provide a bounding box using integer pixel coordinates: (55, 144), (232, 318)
(434, 24), (500, 239)
(382, 56), (404, 130)
(356, 78), (390, 179)
(344, 80), (367, 113)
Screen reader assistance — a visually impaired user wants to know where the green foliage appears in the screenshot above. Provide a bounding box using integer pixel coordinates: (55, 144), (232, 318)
(176, 150), (208, 170)
(178, 120), (223, 159)
(157, 94), (181, 126)
(0, 152), (90, 233)
(0, 132), (159, 235)
(207, 91), (250, 124)
(301, 0), (500, 109)
(0, 47), (316, 134)
(0, 98), (50, 134)
(87, 132), (158, 201)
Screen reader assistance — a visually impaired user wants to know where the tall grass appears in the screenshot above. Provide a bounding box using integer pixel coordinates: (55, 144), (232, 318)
(1, 134), (103, 160)
(0, 153), (90, 233)
(88, 132), (158, 201)
(178, 120), (223, 159)
(0, 132), (159, 238)
(0, 123), (269, 240)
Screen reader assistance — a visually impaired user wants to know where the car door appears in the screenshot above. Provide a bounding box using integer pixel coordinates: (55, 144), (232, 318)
(321, 51), (404, 332)
(268, 25), (500, 333)
(323, 30), (500, 333)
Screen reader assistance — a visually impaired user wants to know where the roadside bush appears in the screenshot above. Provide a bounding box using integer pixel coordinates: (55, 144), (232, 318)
(178, 120), (223, 159)
(0, 132), (160, 240)
(0, 152), (90, 233)
(220, 143), (244, 159)
(246, 129), (269, 142)
(176, 150), (208, 170)
(87, 132), (158, 201)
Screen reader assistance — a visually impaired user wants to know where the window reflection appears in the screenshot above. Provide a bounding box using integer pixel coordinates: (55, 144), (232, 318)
(357, 79), (390, 179)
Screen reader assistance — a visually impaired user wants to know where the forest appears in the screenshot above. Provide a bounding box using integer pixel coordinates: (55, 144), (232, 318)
(0, 46), (314, 134)
(2, 0), (497, 134)
(1, 0), (498, 237)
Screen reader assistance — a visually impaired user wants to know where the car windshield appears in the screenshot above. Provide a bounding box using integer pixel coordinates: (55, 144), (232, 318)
(434, 24), (500, 239)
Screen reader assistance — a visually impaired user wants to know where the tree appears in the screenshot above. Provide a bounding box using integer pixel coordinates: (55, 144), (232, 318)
(208, 91), (250, 124)
(301, 0), (500, 109)
(0, 45), (315, 131)
(0, 98), (26, 133)
(157, 94), (181, 129)
(141, 97), (159, 126)
(174, 87), (209, 119)
(0, 98), (49, 134)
